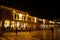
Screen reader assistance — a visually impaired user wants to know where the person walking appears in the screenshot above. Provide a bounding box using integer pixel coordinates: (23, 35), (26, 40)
(50, 27), (54, 35)
(16, 28), (18, 35)
(29, 28), (31, 32)
(50, 27), (54, 40)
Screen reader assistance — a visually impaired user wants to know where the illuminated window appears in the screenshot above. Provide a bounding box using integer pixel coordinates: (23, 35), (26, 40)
(19, 14), (23, 20)
(34, 17), (37, 23)
(19, 14), (22, 18)
(17, 22), (20, 28)
(11, 21), (15, 28)
(21, 23), (26, 30)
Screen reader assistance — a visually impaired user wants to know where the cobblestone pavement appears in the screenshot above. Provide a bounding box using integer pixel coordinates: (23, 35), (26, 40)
(0, 30), (57, 40)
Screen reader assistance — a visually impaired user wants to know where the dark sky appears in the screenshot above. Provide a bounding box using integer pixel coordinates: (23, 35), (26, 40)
(0, 0), (59, 20)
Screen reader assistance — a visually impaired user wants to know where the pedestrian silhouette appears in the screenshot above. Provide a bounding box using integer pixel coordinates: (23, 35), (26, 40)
(50, 27), (54, 40)
(50, 27), (54, 35)
(16, 28), (18, 35)
(29, 28), (31, 32)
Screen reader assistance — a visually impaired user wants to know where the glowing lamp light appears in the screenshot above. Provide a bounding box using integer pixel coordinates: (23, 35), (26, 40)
(13, 10), (15, 13)
(27, 14), (29, 16)
(49, 21), (55, 24)
(49, 21), (52, 23)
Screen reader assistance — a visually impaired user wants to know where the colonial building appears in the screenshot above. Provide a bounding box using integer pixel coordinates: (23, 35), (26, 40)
(0, 5), (55, 31)
(0, 5), (41, 31)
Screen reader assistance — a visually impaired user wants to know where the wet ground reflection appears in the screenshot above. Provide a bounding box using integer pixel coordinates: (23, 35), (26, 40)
(0, 30), (57, 40)
(31, 30), (57, 40)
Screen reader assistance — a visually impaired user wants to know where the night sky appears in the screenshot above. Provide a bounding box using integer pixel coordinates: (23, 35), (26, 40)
(0, 0), (59, 20)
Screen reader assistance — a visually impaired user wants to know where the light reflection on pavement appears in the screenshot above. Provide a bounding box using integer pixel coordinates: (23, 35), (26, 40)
(0, 30), (57, 40)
